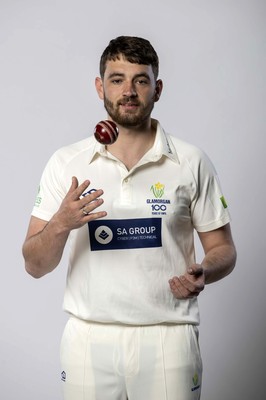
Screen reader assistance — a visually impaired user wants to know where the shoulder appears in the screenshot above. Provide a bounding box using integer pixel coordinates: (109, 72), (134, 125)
(168, 134), (205, 159)
(54, 136), (94, 160)
(46, 136), (95, 168)
(167, 133), (216, 173)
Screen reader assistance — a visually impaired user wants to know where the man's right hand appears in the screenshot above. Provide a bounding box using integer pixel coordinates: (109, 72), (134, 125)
(53, 176), (107, 232)
(22, 177), (107, 278)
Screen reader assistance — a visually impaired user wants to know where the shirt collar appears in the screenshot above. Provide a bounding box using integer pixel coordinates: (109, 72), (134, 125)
(87, 118), (179, 165)
(151, 119), (179, 163)
(87, 140), (106, 164)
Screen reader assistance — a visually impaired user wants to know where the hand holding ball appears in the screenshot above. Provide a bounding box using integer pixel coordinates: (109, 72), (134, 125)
(94, 120), (119, 145)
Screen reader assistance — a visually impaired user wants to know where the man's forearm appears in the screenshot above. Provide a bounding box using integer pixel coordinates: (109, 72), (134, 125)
(23, 218), (70, 279)
(201, 244), (237, 284)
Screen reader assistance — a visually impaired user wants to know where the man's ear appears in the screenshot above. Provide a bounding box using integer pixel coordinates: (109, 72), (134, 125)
(154, 79), (163, 102)
(95, 77), (104, 100)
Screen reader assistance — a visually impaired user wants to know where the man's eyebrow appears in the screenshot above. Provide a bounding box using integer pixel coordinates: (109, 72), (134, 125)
(107, 72), (125, 79)
(107, 72), (151, 80)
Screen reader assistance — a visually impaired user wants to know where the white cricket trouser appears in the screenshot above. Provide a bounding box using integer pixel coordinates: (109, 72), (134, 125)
(60, 317), (202, 400)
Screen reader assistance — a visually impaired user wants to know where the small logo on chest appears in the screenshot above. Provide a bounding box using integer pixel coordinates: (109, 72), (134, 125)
(146, 182), (171, 215)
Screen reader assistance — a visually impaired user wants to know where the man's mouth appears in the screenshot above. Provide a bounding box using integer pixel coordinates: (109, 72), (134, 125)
(120, 101), (139, 106)
(119, 101), (140, 110)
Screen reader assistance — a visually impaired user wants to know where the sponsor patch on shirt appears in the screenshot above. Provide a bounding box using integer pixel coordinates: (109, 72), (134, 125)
(88, 218), (162, 251)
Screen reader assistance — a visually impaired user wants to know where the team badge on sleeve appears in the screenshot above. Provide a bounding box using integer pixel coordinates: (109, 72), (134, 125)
(220, 196), (228, 209)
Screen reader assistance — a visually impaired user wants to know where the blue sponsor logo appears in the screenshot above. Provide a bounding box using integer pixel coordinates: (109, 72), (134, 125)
(88, 218), (162, 251)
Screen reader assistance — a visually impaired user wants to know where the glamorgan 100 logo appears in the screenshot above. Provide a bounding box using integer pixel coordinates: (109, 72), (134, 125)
(147, 182), (170, 215)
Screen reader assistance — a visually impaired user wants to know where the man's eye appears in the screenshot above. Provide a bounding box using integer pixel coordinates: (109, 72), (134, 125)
(111, 79), (122, 84)
(136, 79), (148, 85)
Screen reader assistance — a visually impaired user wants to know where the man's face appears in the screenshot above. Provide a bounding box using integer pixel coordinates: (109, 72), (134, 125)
(96, 57), (162, 128)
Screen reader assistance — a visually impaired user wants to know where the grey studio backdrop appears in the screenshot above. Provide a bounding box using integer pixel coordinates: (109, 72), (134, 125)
(0, 1), (265, 399)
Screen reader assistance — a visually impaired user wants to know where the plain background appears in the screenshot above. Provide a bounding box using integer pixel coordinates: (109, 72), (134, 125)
(0, 0), (265, 399)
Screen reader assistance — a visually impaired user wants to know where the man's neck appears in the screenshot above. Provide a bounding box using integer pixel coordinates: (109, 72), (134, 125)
(106, 120), (156, 170)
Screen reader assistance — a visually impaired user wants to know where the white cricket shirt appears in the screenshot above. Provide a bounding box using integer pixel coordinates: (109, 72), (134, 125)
(32, 119), (231, 325)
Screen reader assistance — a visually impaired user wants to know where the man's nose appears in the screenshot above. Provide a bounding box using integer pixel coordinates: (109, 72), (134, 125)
(123, 81), (137, 97)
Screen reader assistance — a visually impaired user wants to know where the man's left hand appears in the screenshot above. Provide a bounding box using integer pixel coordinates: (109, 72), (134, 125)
(169, 264), (205, 299)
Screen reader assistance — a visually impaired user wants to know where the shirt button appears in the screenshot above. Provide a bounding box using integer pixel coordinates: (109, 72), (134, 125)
(124, 178), (129, 183)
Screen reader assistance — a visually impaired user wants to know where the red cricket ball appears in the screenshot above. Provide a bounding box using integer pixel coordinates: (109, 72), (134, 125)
(94, 120), (119, 145)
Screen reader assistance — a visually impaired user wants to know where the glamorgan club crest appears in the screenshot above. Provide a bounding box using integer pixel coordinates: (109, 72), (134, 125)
(150, 182), (165, 198)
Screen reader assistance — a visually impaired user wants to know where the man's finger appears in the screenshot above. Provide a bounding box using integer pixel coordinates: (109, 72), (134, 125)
(67, 178), (90, 200)
(188, 264), (204, 276)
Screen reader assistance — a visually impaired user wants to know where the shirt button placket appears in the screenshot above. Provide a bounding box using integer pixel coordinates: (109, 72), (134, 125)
(121, 175), (132, 204)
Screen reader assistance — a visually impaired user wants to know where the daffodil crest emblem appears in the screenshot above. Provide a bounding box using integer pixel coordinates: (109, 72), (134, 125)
(150, 182), (165, 198)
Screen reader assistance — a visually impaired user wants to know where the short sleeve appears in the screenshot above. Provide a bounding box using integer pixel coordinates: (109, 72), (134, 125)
(190, 151), (231, 232)
(31, 151), (67, 221)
